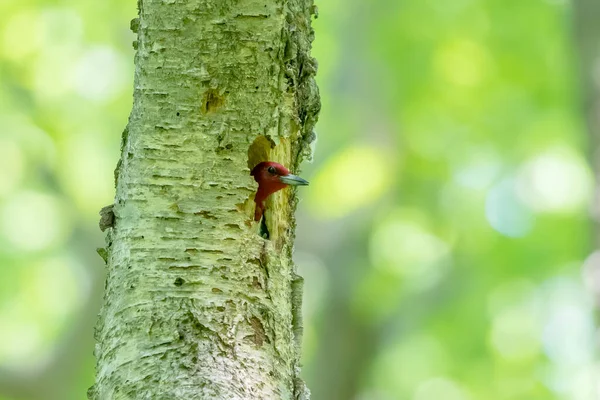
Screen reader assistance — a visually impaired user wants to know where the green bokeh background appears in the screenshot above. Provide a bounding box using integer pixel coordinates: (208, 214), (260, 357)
(0, 0), (597, 399)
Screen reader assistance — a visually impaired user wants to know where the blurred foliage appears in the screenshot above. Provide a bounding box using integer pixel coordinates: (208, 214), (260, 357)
(0, 0), (596, 399)
(0, 0), (134, 399)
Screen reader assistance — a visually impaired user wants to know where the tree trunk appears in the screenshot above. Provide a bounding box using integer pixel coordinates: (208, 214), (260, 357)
(573, 3), (600, 388)
(573, 1), (600, 272)
(573, 1), (600, 227)
(89, 0), (319, 398)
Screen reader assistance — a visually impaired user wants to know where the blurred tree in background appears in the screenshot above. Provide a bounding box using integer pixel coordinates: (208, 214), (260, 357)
(573, 0), (600, 240)
(0, 0), (597, 399)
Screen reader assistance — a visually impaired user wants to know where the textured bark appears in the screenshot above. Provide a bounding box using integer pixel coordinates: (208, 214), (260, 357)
(90, 0), (319, 399)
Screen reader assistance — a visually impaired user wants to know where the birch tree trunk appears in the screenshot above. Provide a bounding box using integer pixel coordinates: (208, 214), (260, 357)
(89, 0), (319, 398)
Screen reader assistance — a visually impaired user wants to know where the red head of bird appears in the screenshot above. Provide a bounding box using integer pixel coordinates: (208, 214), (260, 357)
(251, 161), (309, 221)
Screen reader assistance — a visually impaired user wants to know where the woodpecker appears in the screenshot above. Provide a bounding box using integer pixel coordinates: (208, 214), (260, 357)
(251, 161), (309, 222)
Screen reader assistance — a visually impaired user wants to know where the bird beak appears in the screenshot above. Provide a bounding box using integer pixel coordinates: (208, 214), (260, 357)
(279, 174), (309, 186)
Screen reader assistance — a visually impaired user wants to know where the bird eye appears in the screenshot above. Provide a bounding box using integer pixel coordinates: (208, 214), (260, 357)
(267, 166), (276, 174)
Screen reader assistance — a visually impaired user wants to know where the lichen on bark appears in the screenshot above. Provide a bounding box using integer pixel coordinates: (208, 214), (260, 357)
(90, 0), (319, 399)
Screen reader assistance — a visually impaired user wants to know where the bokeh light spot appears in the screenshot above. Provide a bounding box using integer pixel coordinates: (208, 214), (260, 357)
(370, 211), (450, 290)
(537, 276), (596, 398)
(40, 8), (83, 47)
(1, 191), (71, 252)
(516, 147), (592, 213)
(490, 306), (541, 361)
(488, 282), (541, 361)
(32, 8), (84, 100)
(434, 38), (491, 86)
(72, 46), (128, 102)
(307, 146), (393, 218)
(2, 10), (42, 60)
(485, 179), (534, 237)
(453, 148), (502, 190)
(540, 276), (593, 367)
